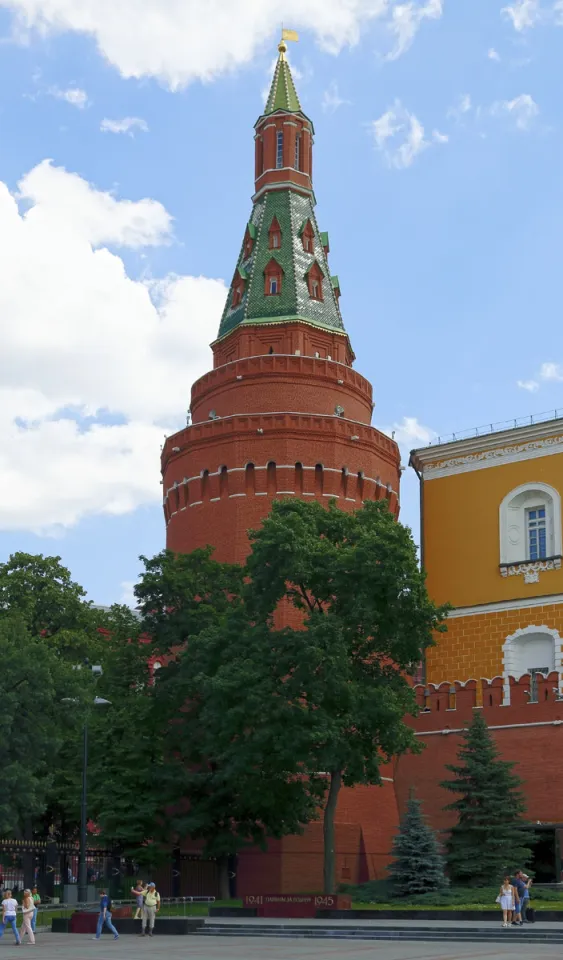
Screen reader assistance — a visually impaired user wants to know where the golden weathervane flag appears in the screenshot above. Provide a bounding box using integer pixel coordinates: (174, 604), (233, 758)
(281, 28), (299, 43)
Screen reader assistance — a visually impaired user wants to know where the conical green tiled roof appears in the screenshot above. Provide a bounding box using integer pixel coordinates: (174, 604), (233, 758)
(217, 191), (345, 339)
(264, 49), (302, 114)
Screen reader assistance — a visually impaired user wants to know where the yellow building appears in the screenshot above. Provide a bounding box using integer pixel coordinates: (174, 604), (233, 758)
(410, 415), (563, 694)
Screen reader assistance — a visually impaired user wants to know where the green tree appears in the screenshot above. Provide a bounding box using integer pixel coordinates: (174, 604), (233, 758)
(242, 498), (447, 893)
(388, 794), (448, 898)
(0, 616), (87, 836)
(134, 551), (317, 897)
(440, 712), (532, 886)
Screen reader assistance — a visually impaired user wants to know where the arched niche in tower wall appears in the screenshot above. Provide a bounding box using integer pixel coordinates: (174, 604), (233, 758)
(502, 625), (563, 703)
(499, 482), (562, 564)
(245, 462), (256, 494)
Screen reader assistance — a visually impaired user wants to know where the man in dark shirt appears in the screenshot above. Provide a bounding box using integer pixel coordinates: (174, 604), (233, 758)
(511, 871), (527, 926)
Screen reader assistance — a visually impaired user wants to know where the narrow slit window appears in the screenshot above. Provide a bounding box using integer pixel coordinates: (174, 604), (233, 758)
(295, 134), (301, 171)
(276, 131), (284, 169)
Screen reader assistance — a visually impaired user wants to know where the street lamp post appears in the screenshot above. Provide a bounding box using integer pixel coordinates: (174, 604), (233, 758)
(63, 668), (111, 903)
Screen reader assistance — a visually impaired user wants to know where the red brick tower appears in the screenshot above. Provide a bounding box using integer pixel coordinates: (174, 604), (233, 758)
(162, 40), (400, 564)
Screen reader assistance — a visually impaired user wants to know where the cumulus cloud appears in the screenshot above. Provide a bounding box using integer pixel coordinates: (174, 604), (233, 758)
(491, 93), (539, 129)
(447, 93), (472, 122)
(48, 85), (89, 108)
(0, 0), (436, 89)
(502, 0), (541, 30)
(100, 116), (149, 136)
(0, 161), (226, 533)
(382, 416), (436, 448)
(370, 100), (446, 169)
(321, 81), (350, 114)
(517, 379), (539, 392)
(385, 0), (443, 60)
(488, 47), (501, 60)
(540, 362), (563, 381)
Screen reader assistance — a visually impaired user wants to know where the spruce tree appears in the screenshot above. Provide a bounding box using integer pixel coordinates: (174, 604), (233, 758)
(388, 794), (448, 897)
(441, 712), (531, 886)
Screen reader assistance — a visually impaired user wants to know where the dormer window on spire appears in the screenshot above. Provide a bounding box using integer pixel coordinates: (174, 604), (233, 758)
(264, 258), (283, 296)
(301, 219), (315, 253)
(268, 217), (282, 250)
(306, 262), (324, 301)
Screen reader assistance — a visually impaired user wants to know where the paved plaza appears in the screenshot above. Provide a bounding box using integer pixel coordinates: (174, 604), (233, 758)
(1, 932), (563, 960)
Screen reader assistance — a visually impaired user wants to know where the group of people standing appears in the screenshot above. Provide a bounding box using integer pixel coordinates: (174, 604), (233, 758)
(0, 887), (41, 945)
(93, 881), (161, 940)
(498, 870), (533, 928)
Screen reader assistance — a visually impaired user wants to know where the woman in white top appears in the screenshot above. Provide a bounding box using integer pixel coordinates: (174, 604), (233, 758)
(0, 889), (21, 944)
(498, 875), (517, 928)
(21, 889), (36, 945)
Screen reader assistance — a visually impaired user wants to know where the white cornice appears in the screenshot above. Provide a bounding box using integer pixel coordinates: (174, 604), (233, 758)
(411, 421), (563, 479)
(448, 594), (563, 618)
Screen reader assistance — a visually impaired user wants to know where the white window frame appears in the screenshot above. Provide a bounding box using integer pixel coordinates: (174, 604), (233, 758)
(276, 131), (283, 169)
(269, 277), (278, 295)
(502, 625), (563, 703)
(499, 482), (561, 565)
(526, 505), (548, 561)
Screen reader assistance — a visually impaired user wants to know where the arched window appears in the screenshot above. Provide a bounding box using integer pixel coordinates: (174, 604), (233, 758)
(502, 626), (562, 703)
(264, 258), (283, 296)
(276, 131), (284, 168)
(499, 482), (562, 568)
(315, 463), (323, 495)
(341, 467), (348, 498)
(295, 462), (304, 495)
(267, 461), (277, 495)
(201, 469), (210, 501)
(245, 462), (255, 494)
(219, 465), (228, 498)
(231, 271), (246, 308)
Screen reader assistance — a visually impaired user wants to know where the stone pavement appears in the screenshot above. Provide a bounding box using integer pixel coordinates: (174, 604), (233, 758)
(1, 933), (563, 960)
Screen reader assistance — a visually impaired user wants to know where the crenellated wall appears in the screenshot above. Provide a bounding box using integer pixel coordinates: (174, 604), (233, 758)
(394, 672), (563, 834)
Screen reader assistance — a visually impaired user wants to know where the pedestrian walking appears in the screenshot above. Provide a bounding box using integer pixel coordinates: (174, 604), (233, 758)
(20, 890), (35, 945)
(92, 890), (119, 941)
(31, 887), (41, 933)
(497, 875), (517, 928)
(141, 882), (160, 937)
(131, 880), (145, 920)
(520, 873), (532, 922)
(0, 889), (21, 945)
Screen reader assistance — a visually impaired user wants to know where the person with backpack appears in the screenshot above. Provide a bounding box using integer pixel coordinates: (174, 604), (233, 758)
(140, 882), (160, 937)
(92, 890), (119, 941)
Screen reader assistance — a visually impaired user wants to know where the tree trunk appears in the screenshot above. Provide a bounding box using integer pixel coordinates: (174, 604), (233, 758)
(323, 770), (342, 895)
(217, 855), (230, 901)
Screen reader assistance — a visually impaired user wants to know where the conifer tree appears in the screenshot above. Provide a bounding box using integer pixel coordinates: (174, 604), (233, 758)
(388, 794), (448, 897)
(441, 712), (531, 886)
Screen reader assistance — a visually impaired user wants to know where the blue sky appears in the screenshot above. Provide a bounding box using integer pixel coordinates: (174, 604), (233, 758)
(0, 0), (561, 605)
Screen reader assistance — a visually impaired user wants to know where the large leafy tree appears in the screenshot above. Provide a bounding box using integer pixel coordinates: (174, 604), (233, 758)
(241, 498), (447, 893)
(441, 712), (532, 885)
(388, 794), (448, 898)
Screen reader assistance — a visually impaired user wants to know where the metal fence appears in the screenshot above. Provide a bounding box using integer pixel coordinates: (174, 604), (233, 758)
(0, 840), (220, 901)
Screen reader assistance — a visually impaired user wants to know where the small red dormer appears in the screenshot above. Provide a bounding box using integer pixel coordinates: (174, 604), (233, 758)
(306, 262), (324, 301)
(243, 222), (256, 259)
(231, 267), (247, 308)
(264, 258), (283, 296)
(300, 219), (315, 254)
(268, 216), (282, 250)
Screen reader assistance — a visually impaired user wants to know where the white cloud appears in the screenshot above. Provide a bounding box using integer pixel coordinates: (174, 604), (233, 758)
(554, 1), (563, 24)
(48, 85), (89, 108)
(382, 416), (436, 448)
(385, 0), (443, 61)
(447, 93), (472, 122)
(321, 80), (350, 114)
(517, 379), (539, 392)
(100, 116), (149, 136)
(0, 0), (431, 90)
(432, 129), (449, 143)
(370, 100), (446, 169)
(119, 581), (138, 607)
(488, 47), (501, 60)
(540, 362), (563, 381)
(491, 93), (539, 129)
(502, 0), (541, 30)
(0, 160), (227, 533)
